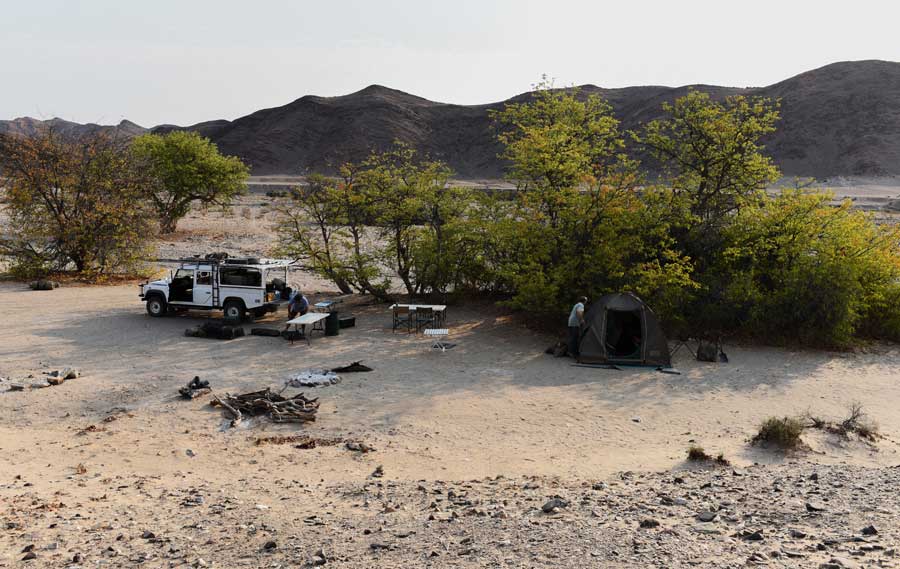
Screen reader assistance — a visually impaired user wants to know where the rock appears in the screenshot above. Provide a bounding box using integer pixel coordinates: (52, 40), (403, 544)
(72, 553), (83, 563)
(790, 529), (808, 539)
(631, 417), (642, 423)
(542, 497), (569, 513)
(809, 472), (819, 481)
(263, 540), (277, 550)
(861, 525), (878, 536)
(46, 375), (66, 386)
(63, 368), (80, 380)
(697, 511), (717, 522)
(782, 548), (805, 558)
(747, 552), (769, 565)
(371, 465), (384, 478)
(370, 542), (391, 551)
(806, 501), (827, 512)
(639, 518), (660, 529)
(22, 551), (36, 561)
(141, 530), (156, 539)
(21, 545), (35, 553)
(737, 530), (764, 541)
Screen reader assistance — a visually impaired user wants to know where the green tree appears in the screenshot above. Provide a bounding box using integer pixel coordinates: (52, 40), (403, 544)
(634, 90), (781, 260)
(131, 131), (249, 233)
(0, 127), (155, 277)
(272, 174), (354, 294)
(491, 82), (695, 316)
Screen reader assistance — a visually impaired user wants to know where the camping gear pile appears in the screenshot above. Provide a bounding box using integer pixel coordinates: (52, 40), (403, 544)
(185, 321), (245, 340)
(211, 388), (318, 427)
(178, 376), (211, 399)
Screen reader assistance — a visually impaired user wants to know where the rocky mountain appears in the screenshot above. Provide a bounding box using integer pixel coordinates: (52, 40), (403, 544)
(3, 60), (899, 179)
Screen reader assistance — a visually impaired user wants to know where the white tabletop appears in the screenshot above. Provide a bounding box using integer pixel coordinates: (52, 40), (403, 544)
(287, 312), (330, 325)
(390, 304), (447, 311)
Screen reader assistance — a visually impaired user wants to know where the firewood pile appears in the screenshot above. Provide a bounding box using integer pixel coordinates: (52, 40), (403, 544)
(210, 388), (319, 427)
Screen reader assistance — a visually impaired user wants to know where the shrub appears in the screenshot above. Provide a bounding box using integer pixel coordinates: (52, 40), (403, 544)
(686, 445), (730, 465)
(752, 416), (805, 449)
(806, 403), (879, 441)
(686, 445), (711, 461)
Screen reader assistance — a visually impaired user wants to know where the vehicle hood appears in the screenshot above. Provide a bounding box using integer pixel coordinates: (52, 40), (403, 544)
(145, 279), (169, 288)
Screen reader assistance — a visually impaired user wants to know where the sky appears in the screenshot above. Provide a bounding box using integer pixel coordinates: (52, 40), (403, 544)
(2, 0), (899, 127)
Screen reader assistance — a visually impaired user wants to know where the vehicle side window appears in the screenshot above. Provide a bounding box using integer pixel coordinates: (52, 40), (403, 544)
(220, 267), (261, 287)
(174, 269), (194, 281)
(196, 271), (212, 285)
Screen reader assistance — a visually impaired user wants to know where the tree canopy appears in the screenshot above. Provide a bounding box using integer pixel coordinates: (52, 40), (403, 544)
(131, 131), (249, 233)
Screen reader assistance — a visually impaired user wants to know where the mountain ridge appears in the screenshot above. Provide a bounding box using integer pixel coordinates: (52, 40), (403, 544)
(3, 60), (899, 179)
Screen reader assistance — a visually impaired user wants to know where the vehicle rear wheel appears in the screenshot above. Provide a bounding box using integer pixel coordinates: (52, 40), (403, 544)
(223, 300), (246, 322)
(146, 296), (167, 317)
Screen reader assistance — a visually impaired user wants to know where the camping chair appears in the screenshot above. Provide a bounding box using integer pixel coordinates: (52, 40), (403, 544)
(392, 306), (412, 333)
(415, 306), (435, 333)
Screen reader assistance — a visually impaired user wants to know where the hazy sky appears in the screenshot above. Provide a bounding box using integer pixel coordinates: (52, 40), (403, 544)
(3, 0), (898, 126)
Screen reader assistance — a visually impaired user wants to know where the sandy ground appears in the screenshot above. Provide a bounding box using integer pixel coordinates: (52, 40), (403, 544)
(3, 197), (900, 567)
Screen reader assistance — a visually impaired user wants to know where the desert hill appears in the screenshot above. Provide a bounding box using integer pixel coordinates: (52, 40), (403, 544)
(3, 60), (899, 179)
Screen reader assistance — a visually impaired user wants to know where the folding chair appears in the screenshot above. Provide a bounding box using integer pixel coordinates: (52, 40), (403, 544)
(415, 306), (434, 333)
(392, 306), (412, 333)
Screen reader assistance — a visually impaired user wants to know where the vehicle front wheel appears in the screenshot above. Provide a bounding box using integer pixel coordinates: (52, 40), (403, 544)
(146, 296), (167, 317)
(223, 300), (246, 322)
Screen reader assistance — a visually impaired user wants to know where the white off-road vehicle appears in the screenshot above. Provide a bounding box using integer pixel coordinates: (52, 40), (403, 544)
(139, 254), (295, 321)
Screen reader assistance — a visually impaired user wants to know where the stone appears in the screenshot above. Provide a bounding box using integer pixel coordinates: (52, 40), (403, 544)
(639, 518), (660, 529)
(738, 530), (764, 541)
(809, 472), (819, 481)
(542, 497), (569, 513)
(806, 501), (827, 512)
(22, 551), (36, 561)
(697, 511), (717, 522)
(790, 529), (808, 539)
(861, 525), (878, 536)
(141, 530), (156, 539)
(263, 540), (277, 550)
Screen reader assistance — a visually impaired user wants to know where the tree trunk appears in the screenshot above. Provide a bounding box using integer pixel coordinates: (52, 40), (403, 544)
(159, 216), (178, 234)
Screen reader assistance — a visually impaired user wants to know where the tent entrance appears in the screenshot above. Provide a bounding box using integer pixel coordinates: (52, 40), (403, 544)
(604, 309), (643, 360)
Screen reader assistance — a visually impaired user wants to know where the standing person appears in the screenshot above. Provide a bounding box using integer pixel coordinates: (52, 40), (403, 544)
(284, 290), (310, 332)
(568, 296), (588, 359)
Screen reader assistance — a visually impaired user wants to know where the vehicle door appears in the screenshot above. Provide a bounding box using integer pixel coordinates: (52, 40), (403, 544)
(169, 268), (194, 303)
(193, 269), (213, 306)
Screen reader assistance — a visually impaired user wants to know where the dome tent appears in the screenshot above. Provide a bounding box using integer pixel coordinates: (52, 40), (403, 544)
(578, 292), (671, 367)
